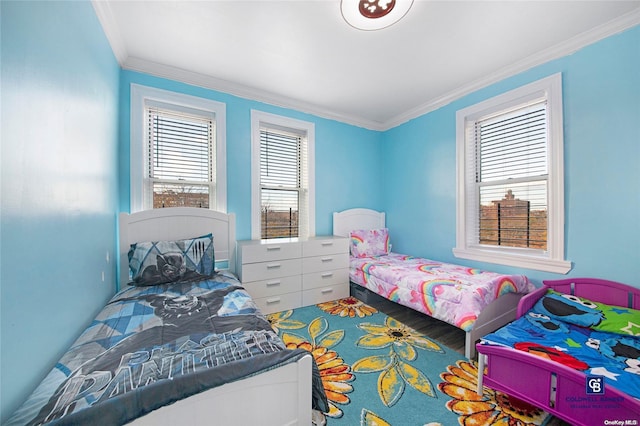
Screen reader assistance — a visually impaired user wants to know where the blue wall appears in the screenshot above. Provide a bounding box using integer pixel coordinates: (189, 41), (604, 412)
(118, 71), (385, 240)
(382, 26), (640, 287)
(1, 0), (638, 421)
(0, 1), (120, 420)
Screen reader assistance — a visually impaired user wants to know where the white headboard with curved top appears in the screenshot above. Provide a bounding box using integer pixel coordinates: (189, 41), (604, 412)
(119, 207), (236, 286)
(332, 208), (386, 237)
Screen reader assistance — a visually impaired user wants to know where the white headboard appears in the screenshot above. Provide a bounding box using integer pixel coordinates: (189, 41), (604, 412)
(119, 207), (236, 285)
(332, 208), (386, 237)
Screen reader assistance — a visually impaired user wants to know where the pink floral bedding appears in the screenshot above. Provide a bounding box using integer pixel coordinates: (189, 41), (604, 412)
(350, 253), (534, 331)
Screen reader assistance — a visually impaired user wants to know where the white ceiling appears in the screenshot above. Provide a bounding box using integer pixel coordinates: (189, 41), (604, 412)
(93, 1), (640, 130)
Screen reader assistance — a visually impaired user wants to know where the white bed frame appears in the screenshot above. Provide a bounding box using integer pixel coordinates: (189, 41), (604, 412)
(333, 208), (524, 359)
(119, 207), (312, 426)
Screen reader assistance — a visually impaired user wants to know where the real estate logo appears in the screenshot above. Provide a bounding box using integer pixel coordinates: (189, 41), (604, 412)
(586, 375), (604, 395)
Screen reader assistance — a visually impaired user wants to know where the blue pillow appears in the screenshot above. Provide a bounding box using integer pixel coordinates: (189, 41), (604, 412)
(531, 290), (605, 328)
(128, 234), (215, 286)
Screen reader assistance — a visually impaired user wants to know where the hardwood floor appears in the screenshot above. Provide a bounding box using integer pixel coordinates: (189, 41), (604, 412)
(352, 284), (467, 354)
(351, 286), (571, 426)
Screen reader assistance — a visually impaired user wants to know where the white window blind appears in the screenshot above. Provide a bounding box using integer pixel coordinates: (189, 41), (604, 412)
(147, 106), (215, 209)
(250, 110), (314, 241)
(260, 128), (303, 239)
(475, 102), (548, 250)
(454, 74), (570, 273)
(130, 84), (227, 214)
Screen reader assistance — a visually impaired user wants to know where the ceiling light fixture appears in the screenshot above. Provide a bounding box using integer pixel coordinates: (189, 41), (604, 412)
(341, 0), (414, 31)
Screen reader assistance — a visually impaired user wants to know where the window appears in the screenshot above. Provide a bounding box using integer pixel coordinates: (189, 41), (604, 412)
(147, 107), (213, 209)
(251, 110), (315, 240)
(130, 84), (226, 212)
(454, 73), (571, 273)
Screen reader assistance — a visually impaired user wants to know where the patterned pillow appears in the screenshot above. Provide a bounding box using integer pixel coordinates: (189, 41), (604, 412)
(532, 290), (640, 335)
(128, 234), (215, 286)
(349, 228), (390, 258)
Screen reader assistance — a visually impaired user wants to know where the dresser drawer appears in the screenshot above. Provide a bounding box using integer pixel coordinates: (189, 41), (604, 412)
(243, 275), (302, 299)
(302, 254), (349, 273)
(302, 283), (349, 306)
(303, 237), (349, 257)
(240, 259), (301, 282)
(253, 292), (302, 315)
(238, 241), (301, 264)
(302, 268), (349, 290)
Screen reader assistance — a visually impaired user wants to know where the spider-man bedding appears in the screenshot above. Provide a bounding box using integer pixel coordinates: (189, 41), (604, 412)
(477, 278), (640, 426)
(6, 272), (327, 425)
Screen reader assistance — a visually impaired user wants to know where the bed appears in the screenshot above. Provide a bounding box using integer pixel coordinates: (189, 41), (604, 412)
(6, 207), (327, 426)
(332, 208), (534, 359)
(476, 277), (640, 426)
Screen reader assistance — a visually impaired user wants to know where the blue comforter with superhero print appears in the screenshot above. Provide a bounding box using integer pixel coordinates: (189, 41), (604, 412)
(6, 272), (327, 425)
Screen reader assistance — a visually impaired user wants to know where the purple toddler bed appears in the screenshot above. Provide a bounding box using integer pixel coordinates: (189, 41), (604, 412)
(476, 278), (640, 426)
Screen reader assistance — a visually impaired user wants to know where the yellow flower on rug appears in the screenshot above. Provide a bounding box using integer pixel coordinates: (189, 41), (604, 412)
(266, 309), (306, 334)
(355, 316), (444, 356)
(360, 408), (391, 425)
(352, 316), (444, 407)
(438, 360), (548, 426)
(270, 299), (470, 425)
(317, 296), (378, 318)
(281, 316), (354, 418)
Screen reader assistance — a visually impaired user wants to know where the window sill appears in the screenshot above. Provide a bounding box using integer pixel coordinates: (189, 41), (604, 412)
(452, 247), (572, 274)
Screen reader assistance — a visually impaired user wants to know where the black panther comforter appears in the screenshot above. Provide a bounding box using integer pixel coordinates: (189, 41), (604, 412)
(6, 271), (327, 425)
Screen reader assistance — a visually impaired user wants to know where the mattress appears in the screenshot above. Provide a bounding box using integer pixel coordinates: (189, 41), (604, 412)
(350, 253), (533, 331)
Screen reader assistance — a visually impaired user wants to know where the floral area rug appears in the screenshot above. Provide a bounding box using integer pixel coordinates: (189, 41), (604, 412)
(267, 296), (551, 426)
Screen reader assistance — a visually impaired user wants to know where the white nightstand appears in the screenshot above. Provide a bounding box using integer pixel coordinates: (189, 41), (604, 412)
(236, 236), (349, 314)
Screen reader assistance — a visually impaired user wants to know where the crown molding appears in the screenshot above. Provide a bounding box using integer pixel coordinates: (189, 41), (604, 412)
(383, 8), (640, 130)
(93, 0), (639, 132)
(92, 0), (127, 64)
(122, 57), (387, 131)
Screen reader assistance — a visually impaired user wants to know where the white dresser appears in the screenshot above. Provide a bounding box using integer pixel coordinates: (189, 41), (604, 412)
(236, 236), (349, 314)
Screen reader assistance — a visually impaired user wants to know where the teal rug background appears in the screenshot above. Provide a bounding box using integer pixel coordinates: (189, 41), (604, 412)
(268, 300), (465, 426)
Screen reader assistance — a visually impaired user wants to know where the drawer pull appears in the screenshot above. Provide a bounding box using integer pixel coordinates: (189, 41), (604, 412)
(266, 297), (281, 305)
(266, 280), (281, 287)
(321, 288), (333, 294)
(266, 246), (281, 251)
(321, 272), (333, 278)
(321, 257), (333, 263)
(266, 263), (281, 269)
(321, 242), (333, 246)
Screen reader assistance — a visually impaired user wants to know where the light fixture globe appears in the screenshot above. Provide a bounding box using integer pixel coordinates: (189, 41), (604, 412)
(341, 0), (414, 31)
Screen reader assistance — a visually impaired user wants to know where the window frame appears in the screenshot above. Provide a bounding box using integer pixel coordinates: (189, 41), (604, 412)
(130, 84), (226, 213)
(453, 73), (571, 274)
(250, 110), (315, 240)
